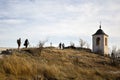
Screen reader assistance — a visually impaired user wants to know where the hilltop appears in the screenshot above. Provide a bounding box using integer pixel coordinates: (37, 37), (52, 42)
(0, 47), (120, 80)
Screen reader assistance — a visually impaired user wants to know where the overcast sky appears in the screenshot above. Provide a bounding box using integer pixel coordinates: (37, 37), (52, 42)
(0, 0), (120, 50)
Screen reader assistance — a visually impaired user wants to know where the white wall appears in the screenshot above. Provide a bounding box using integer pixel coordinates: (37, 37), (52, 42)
(92, 35), (108, 55)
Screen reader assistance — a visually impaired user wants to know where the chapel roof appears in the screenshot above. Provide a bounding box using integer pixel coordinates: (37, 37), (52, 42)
(93, 25), (108, 36)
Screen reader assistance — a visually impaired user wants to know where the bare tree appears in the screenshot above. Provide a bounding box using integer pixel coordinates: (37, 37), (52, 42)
(38, 40), (47, 54)
(70, 42), (75, 47)
(111, 46), (120, 66)
(39, 41), (45, 48)
(117, 49), (120, 54)
(79, 38), (86, 48)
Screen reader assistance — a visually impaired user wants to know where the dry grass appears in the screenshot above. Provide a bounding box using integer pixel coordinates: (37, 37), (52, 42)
(0, 47), (120, 80)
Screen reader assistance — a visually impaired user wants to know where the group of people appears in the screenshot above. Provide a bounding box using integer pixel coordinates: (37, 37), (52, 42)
(59, 43), (65, 49)
(17, 38), (29, 50)
(17, 38), (65, 50)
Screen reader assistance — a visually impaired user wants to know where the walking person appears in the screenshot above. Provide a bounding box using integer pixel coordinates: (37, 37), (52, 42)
(17, 38), (21, 50)
(24, 39), (29, 48)
(62, 43), (65, 49)
(59, 43), (62, 49)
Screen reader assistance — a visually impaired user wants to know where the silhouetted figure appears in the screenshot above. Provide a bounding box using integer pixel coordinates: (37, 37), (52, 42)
(59, 43), (62, 49)
(17, 38), (21, 50)
(62, 43), (65, 49)
(24, 39), (29, 48)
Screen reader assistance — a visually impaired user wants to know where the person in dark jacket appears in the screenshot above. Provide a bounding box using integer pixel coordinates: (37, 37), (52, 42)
(17, 38), (21, 50)
(59, 43), (62, 49)
(24, 39), (29, 48)
(62, 43), (65, 49)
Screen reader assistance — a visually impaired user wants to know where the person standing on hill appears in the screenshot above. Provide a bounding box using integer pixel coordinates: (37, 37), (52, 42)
(62, 43), (65, 49)
(59, 43), (62, 49)
(17, 38), (21, 50)
(24, 39), (29, 48)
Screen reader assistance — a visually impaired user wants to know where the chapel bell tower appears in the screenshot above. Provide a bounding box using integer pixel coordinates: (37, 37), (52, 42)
(92, 24), (108, 55)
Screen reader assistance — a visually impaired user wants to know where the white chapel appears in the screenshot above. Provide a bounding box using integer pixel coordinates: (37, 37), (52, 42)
(92, 24), (108, 55)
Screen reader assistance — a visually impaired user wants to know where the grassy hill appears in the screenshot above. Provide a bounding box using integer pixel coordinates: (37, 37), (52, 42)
(0, 47), (120, 80)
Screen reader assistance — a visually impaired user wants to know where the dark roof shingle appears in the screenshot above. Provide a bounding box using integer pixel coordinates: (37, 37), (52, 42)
(93, 28), (108, 36)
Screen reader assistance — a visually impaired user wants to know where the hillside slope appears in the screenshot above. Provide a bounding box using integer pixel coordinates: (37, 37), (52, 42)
(0, 47), (120, 80)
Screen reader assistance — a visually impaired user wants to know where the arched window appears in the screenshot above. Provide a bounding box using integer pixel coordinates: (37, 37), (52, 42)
(96, 37), (100, 46)
(105, 38), (107, 46)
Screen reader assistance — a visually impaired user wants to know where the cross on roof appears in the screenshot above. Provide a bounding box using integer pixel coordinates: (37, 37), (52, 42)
(99, 21), (101, 29)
